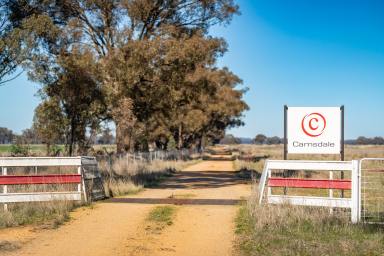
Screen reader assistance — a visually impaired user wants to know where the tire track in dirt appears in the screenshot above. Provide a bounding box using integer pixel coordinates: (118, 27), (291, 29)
(1, 160), (251, 256)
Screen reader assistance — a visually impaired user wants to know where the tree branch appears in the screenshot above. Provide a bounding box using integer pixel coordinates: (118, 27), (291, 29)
(0, 69), (23, 85)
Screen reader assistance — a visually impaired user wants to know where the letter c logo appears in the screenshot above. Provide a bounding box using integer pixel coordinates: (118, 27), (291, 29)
(301, 113), (326, 137)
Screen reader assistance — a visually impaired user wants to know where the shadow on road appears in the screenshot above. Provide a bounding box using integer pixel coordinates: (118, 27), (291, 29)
(106, 197), (245, 205)
(157, 171), (250, 189)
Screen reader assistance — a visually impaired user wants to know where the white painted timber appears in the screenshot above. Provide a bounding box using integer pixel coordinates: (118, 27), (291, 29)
(266, 160), (354, 171)
(0, 192), (81, 203)
(259, 159), (360, 223)
(0, 157), (82, 167)
(258, 161), (269, 204)
(0, 157), (93, 205)
(258, 160), (353, 204)
(351, 160), (359, 223)
(268, 195), (352, 208)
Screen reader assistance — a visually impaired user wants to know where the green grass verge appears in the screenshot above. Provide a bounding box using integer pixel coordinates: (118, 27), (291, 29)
(0, 144), (63, 155)
(148, 205), (176, 226)
(0, 145), (12, 153)
(0, 144), (116, 155)
(235, 204), (384, 256)
(146, 205), (177, 234)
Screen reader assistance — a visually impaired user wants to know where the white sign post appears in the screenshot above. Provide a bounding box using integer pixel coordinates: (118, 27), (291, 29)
(286, 107), (342, 154)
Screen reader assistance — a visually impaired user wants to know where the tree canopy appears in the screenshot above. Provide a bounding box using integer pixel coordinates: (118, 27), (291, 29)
(2, 0), (248, 155)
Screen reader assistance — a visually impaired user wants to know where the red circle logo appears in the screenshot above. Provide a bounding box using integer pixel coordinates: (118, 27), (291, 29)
(301, 113), (326, 137)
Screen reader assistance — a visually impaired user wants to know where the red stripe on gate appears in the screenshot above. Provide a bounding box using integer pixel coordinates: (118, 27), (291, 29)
(0, 174), (81, 185)
(268, 178), (351, 190)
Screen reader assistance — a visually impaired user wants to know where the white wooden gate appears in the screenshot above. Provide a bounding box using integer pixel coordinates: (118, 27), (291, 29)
(0, 157), (94, 208)
(259, 160), (360, 223)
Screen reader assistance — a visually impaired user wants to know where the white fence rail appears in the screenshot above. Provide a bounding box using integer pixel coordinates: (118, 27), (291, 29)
(259, 160), (360, 223)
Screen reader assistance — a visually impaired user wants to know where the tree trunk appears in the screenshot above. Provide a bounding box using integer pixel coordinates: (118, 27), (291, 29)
(68, 119), (76, 156)
(196, 137), (202, 153)
(178, 124), (183, 149)
(116, 121), (125, 154)
(116, 121), (134, 153)
(199, 133), (206, 152)
(129, 134), (135, 153)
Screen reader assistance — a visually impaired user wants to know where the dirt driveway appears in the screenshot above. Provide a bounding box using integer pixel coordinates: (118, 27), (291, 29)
(0, 160), (251, 256)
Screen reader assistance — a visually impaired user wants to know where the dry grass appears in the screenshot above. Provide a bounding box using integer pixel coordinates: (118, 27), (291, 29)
(236, 188), (384, 256)
(103, 180), (143, 197)
(100, 158), (200, 197)
(0, 240), (21, 252)
(231, 144), (384, 161)
(0, 177), (82, 230)
(233, 159), (263, 176)
(0, 201), (78, 229)
(98, 157), (197, 177)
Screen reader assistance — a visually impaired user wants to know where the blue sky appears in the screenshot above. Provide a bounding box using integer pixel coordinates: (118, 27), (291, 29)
(1, 0), (384, 139)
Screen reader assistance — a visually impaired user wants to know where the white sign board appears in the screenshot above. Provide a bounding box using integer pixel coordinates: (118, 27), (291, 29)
(287, 107), (341, 154)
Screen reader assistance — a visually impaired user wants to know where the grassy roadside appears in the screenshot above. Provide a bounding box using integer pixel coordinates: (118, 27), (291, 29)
(232, 144), (384, 255)
(0, 201), (79, 229)
(235, 202), (384, 256)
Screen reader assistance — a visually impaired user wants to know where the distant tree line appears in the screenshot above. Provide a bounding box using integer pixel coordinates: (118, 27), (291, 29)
(219, 134), (384, 145)
(0, 127), (37, 144)
(346, 136), (384, 145)
(0, 0), (248, 156)
(0, 126), (115, 146)
(0, 127), (14, 144)
(219, 134), (283, 145)
(253, 134), (283, 145)
(3, 127), (384, 147)
(219, 134), (241, 144)
(253, 134), (384, 145)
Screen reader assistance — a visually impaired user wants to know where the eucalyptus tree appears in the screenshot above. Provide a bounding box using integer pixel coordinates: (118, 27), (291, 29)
(0, 2), (25, 84)
(4, 0), (247, 153)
